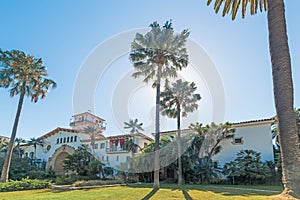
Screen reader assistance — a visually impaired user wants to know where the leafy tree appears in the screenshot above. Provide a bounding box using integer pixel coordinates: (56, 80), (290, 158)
(222, 160), (239, 185)
(130, 20), (189, 189)
(223, 150), (265, 185)
(0, 140), (9, 153)
(123, 137), (141, 154)
(181, 122), (234, 183)
(124, 119), (144, 134)
(63, 145), (103, 177)
(201, 122), (235, 159)
(160, 79), (201, 185)
(206, 1), (300, 197)
(0, 49), (56, 182)
(27, 137), (44, 160)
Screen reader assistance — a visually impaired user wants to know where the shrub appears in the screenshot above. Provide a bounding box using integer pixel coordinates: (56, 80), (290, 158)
(72, 179), (124, 187)
(55, 175), (78, 185)
(0, 178), (51, 192)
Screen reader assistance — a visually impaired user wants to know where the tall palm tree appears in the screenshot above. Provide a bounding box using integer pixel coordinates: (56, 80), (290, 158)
(160, 79), (201, 185)
(130, 20), (190, 189)
(15, 137), (26, 159)
(206, 1), (300, 198)
(0, 49), (56, 182)
(27, 137), (44, 160)
(124, 119), (144, 133)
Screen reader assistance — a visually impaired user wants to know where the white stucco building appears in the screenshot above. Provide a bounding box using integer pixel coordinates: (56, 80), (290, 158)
(21, 112), (152, 175)
(21, 112), (274, 176)
(213, 118), (274, 166)
(160, 118), (275, 167)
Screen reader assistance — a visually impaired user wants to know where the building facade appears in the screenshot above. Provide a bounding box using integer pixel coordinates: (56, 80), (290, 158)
(21, 113), (274, 176)
(21, 112), (153, 175)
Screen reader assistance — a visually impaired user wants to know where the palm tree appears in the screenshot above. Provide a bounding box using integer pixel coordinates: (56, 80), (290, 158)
(0, 49), (56, 182)
(130, 20), (190, 189)
(84, 126), (98, 156)
(203, 122), (235, 159)
(160, 79), (201, 185)
(272, 109), (300, 148)
(123, 137), (142, 154)
(206, 0), (300, 197)
(124, 119), (144, 133)
(15, 137), (26, 159)
(27, 137), (44, 160)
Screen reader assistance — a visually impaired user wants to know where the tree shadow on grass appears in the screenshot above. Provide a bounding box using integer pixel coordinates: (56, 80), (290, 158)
(182, 189), (193, 200)
(127, 183), (280, 197)
(141, 188), (159, 200)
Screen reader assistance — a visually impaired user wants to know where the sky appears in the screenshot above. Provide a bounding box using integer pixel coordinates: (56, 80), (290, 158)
(0, 0), (299, 140)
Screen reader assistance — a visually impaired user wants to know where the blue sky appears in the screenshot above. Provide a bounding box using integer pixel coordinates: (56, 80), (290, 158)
(0, 0), (299, 139)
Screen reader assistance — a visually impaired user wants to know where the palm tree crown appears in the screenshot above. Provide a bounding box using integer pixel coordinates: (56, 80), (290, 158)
(124, 119), (144, 134)
(130, 21), (190, 86)
(160, 79), (201, 118)
(207, 0), (268, 20)
(27, 137), (44, 160)
(0, 49), (57, 102)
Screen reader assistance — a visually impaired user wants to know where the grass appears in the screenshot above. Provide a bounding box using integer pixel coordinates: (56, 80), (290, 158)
(0, 184), (282, 200)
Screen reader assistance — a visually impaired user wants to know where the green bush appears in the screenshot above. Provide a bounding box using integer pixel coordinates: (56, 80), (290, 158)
(55, 175), (78, 185)
(73, 179), (124, 187)
(0, 178), (51, 192)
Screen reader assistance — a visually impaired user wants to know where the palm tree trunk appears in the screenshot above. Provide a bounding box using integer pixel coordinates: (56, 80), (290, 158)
(177, 106), (184, 185)
(153, 64), (162, 189)
(267, 0), (300, 198)
(0, 86), (26, 182)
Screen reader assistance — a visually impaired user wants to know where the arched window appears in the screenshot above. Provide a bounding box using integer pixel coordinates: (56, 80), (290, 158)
(70, 136), (73, 142)
(60, 138), (63, 143)
(63, 138), (66, 143)
(67, 137), (70, 143)
(74, 136), (77, 142)
(57, 138), (59, 144)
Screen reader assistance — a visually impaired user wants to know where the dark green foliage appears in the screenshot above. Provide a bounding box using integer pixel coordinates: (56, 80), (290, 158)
(0, 153), (54, 181)
(181, 134), (222, 184)
(73, 179), (124, 187)
(63, 145), (103, 177)
(0, 177), (51, 192)
(223, 149), (281, 185)
(55, 175), (78, 185)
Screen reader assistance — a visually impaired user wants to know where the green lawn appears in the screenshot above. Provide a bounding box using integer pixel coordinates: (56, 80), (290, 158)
(0, 184), (282, 200)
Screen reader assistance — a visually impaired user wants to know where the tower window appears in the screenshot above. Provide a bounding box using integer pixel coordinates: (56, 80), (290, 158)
(232, 137), (244, 145)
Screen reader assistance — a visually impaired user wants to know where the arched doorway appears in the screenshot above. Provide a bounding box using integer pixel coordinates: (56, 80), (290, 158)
(46, 145), (75, 175)
(54, 152), (69, 175)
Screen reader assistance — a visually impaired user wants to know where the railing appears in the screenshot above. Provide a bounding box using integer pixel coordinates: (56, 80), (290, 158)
(69, 119), (106, 129)
(106, 147), (128, 153)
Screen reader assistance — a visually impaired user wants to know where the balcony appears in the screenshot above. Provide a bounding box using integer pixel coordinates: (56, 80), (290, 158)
(69, 118), (106, 129)
(106, 147), (128, 153)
